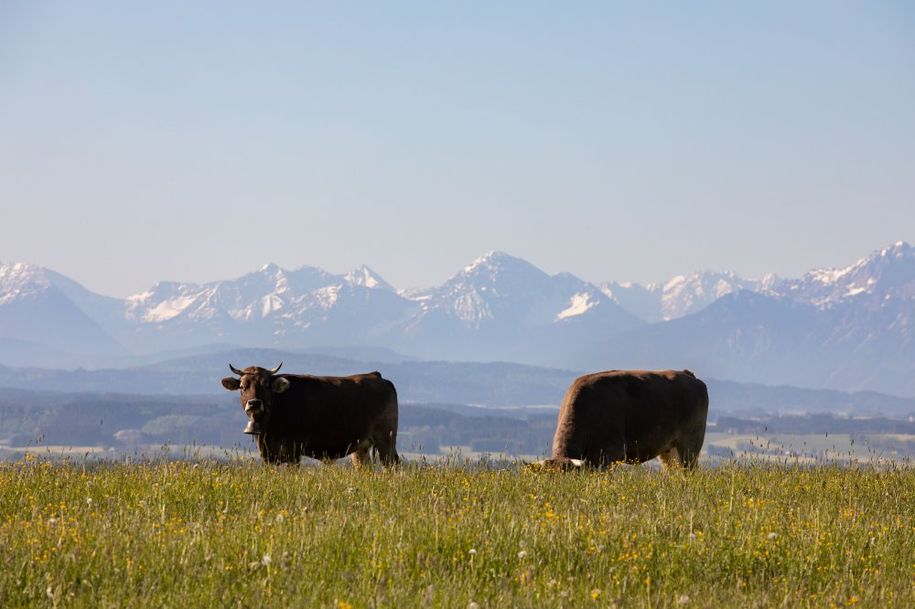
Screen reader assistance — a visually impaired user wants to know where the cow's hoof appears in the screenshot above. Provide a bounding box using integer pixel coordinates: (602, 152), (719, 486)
(243, 421), (261, 435)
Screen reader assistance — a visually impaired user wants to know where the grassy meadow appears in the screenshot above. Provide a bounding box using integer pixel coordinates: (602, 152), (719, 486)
(1, 457), (913, 608)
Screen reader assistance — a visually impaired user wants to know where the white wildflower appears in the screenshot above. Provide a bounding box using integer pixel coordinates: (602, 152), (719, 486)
(517, 550), (527, 560)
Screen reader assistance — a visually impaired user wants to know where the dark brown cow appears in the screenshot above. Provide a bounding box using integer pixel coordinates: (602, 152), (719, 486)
(548, 369), (708, 469)
(221, 363), (399, 466)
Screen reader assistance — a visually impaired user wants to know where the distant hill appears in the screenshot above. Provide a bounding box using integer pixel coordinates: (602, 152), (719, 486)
(0, 348), (912, 417)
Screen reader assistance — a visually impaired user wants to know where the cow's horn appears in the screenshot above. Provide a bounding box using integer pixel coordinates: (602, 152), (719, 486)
(268, 362), (283, 374)
(229, 363), (246, 376)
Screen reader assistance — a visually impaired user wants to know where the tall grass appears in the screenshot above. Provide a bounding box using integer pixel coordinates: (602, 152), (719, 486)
(1, 456), (912, 608)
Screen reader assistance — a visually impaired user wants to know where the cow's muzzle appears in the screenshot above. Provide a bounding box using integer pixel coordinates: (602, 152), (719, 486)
(244, 399), (265, 434)
(245, 399), (264, 415)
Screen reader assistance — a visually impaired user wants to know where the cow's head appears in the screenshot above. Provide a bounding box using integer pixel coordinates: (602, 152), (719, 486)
(221, 363), (291, 435)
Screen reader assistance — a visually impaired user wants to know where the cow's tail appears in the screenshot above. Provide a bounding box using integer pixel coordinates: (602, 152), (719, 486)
(390, 384), (400, 464)
(378, 380), (400, 466)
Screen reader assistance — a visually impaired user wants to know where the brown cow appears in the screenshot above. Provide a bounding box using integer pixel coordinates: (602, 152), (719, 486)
(221, 363), (399, 466)
(547, 369), (708, 469)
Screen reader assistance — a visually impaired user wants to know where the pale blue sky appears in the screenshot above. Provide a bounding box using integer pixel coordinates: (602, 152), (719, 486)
(1, 1), (913, 296)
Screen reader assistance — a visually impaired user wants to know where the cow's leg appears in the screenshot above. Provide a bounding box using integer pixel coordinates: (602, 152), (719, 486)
(286, 442), (303, 466)
(679, 435), (704, 470)
(257, 435), (279, 464)
(658, 445), (684, 470)
(676, 416), (707, 470)
(276, 441), (295, 464)
(587, 440), (625, 468)
(374, 430), (400, 467)
(351, 446), (372, 468)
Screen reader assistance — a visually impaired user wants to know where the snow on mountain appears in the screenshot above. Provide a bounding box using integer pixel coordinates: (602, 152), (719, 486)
(125, 264), (341, 325)
(344, 265), (394, 291)
(396, 251), (642, 362)
(778, 241), (914, 307)
(0, 261), (126, 363)
(603, 271), (776, 321)
(556, 292), (598, 321)
(0, 262), (51, 305)
(419, 251), (551, 326)
(118, 263), (416, 352)
(604, 241), (913, 323)
(580, 241), (915, 395)
(601, 241), (910, 323)
(408, 251), (632, 329)
(1, 241), (912, 395)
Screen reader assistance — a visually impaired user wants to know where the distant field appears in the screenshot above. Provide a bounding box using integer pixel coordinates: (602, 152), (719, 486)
(5, 430), (915, 465)
(1, 459), (913, 608)
(704, 433), (915, 464)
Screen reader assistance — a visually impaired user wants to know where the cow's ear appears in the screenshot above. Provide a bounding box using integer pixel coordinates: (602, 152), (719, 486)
(221, 377), (241, 391)
(273, 377), (291, 394)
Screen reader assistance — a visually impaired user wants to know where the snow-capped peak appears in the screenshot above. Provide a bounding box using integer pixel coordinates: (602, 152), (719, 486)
(611, 240), (912, 318)
(603, 270), (776, 321)
(0, 261), (53, 305)
(460, 250), (540, 276)
(884, 240), (909, 257)
(434, 251), (551, 321)
(463, 250), (505, 273)
(779, 241), (913, 307)
(413, 251), (632, 331)
(345, 265), (393, 290)
(659, 270), (763, 320)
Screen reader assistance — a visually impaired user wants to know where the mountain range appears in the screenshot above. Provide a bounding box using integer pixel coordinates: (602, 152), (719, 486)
(0, 241), (912, 396)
